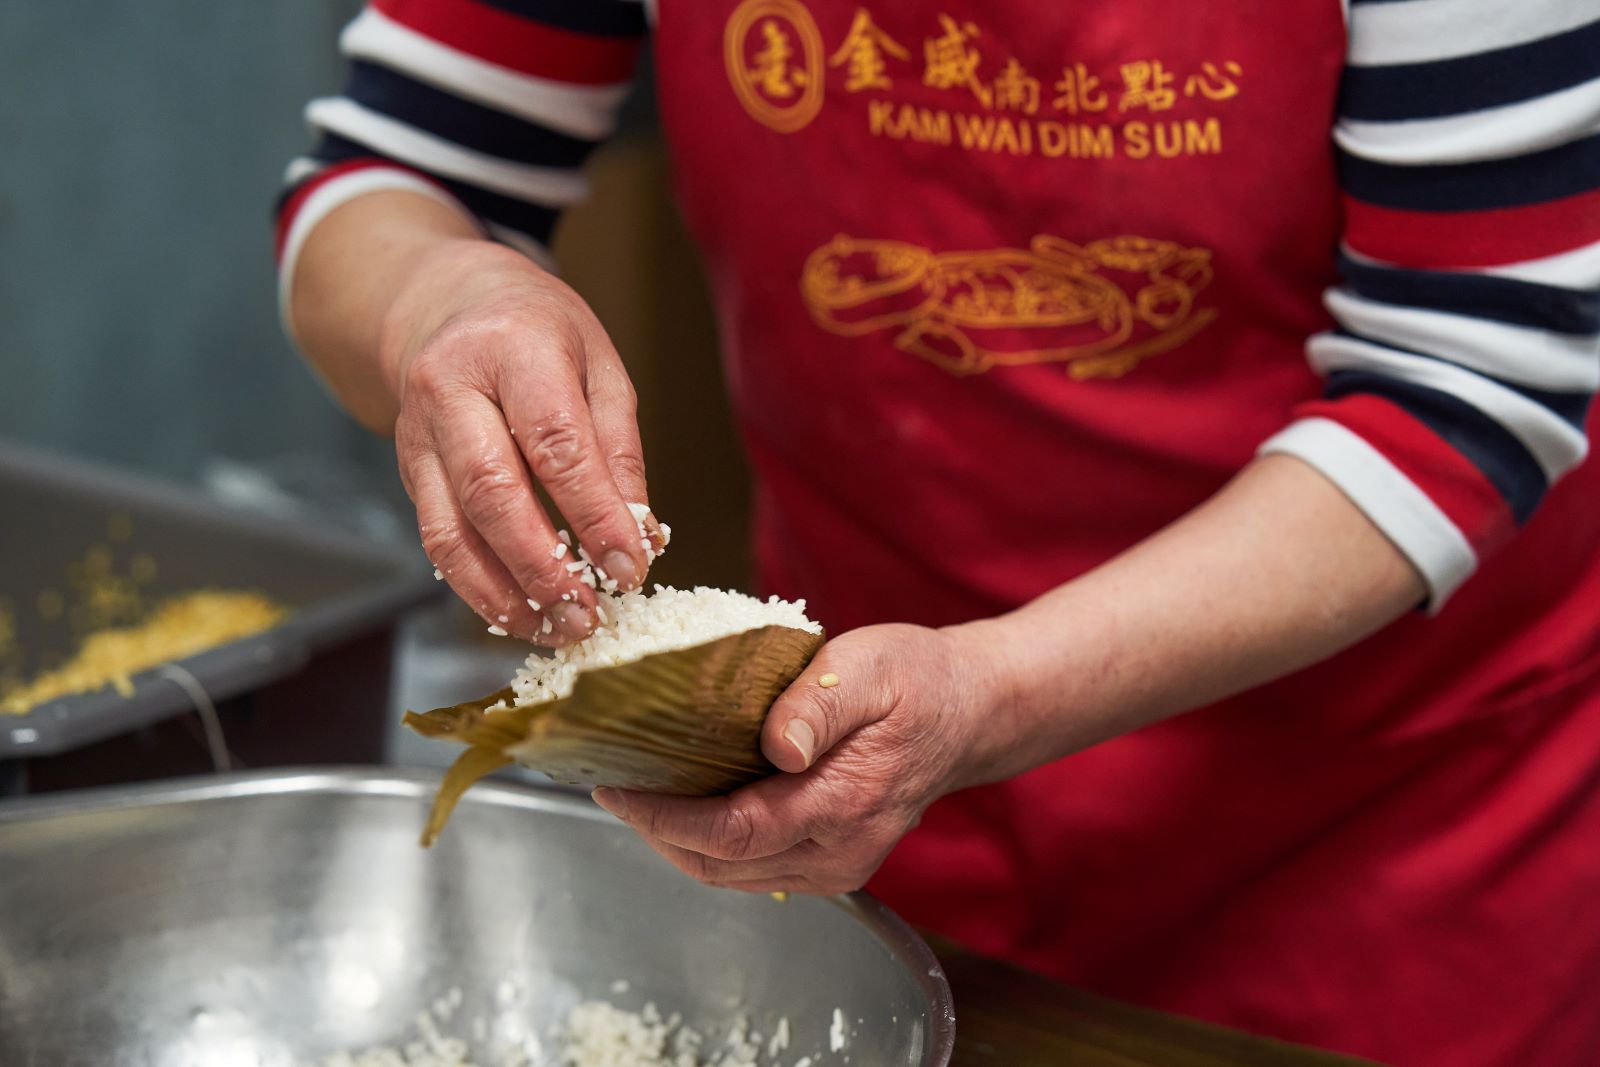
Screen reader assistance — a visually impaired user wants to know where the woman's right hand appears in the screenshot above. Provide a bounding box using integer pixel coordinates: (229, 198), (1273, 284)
(380, 237), (657, 645)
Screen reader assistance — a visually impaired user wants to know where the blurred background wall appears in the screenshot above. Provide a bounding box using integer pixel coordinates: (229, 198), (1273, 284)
(0, 3), (382, 492)
(0, 2), (750, 588)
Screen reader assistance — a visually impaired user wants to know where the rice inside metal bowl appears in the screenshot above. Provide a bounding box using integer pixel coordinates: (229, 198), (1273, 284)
(0, 768), (955, 1066)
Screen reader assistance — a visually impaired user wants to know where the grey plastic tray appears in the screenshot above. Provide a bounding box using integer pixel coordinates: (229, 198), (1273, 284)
(0, 441), (443, 760)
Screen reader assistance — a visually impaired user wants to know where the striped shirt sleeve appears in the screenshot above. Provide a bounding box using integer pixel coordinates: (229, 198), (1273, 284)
(1260, 1), (1600, 609)
(274, 0), (648, 319)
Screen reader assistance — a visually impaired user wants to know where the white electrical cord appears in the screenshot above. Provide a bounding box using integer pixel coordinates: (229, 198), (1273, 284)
(156, 663), (232, 772)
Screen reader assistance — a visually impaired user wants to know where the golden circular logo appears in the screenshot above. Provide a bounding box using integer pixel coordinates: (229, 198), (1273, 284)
(723, 0), (824, 133)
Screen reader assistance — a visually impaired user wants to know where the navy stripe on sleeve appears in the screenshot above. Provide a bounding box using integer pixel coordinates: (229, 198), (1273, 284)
(1331, 328), (1595, 431)
(346, 60), (600, 168)
(1337, 134), (1600, 212)
(1337, 253), (1600, 336)
(1324, 370), (1550, 522)
(306, 133), (562, 244)
(473, 0), (648, 37)
(1340, 19), (1600, 121)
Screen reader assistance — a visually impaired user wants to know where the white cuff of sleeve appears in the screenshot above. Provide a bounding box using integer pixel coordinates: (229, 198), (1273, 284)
(277, 166), (480, 339)
(1258, 417), (1479, 612)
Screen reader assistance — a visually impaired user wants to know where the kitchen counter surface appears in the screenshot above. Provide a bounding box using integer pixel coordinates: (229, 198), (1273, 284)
(931, 937), (1380, 1067)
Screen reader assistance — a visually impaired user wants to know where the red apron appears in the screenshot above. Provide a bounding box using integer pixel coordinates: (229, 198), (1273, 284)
(653, 4), (1600, 1063)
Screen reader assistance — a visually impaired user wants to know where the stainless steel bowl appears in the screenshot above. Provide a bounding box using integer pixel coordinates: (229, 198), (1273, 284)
(0, 768), (955, 1065)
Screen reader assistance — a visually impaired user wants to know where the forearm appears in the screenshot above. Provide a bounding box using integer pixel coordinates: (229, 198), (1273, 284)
(287, 190), (487, 433)
(955, 453), (1425, 784)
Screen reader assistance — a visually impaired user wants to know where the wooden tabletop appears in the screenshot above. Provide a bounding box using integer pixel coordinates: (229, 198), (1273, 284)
(929, 937), (1379, 1067)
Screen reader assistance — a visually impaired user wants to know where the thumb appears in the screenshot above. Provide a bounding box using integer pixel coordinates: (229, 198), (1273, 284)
(761, 640), (888, 774)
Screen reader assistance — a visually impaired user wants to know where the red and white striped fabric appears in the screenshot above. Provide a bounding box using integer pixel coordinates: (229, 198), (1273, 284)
(275, 0), (646, 319)
(278, 0), (1598, 610)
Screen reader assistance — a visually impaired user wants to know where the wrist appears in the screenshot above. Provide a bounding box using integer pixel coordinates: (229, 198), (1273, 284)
(938, 586), (1141, 789)
(935, 614), (1066, 790)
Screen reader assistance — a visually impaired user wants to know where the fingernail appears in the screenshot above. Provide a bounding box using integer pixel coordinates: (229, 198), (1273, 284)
(592, 787), (627, 819)
(629, 503), (669, 556)
(550, 601), (595, 641)
(602, 549), (642, 590)
(782, 719), (815, 768)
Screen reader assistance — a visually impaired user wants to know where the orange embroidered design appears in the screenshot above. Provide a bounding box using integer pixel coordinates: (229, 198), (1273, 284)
(1118, 60), (1177, 112)
(991, 58), (1042, 115)
(1051, 62), (1108, 115)
(828, 9), (910, 92)
(800, 234), (1217, 378)
(1185, 60), (1243, 101)
(725, 0), (826, 132)
(922, 14), (991, 107)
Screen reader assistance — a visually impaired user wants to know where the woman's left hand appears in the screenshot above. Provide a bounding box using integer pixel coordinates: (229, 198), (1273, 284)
(590, 622), (1008, 895)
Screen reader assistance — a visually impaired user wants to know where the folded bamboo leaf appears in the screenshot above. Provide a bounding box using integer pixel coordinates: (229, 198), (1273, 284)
(419, 746), (514, 847)
(406, 624), (824, 845)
